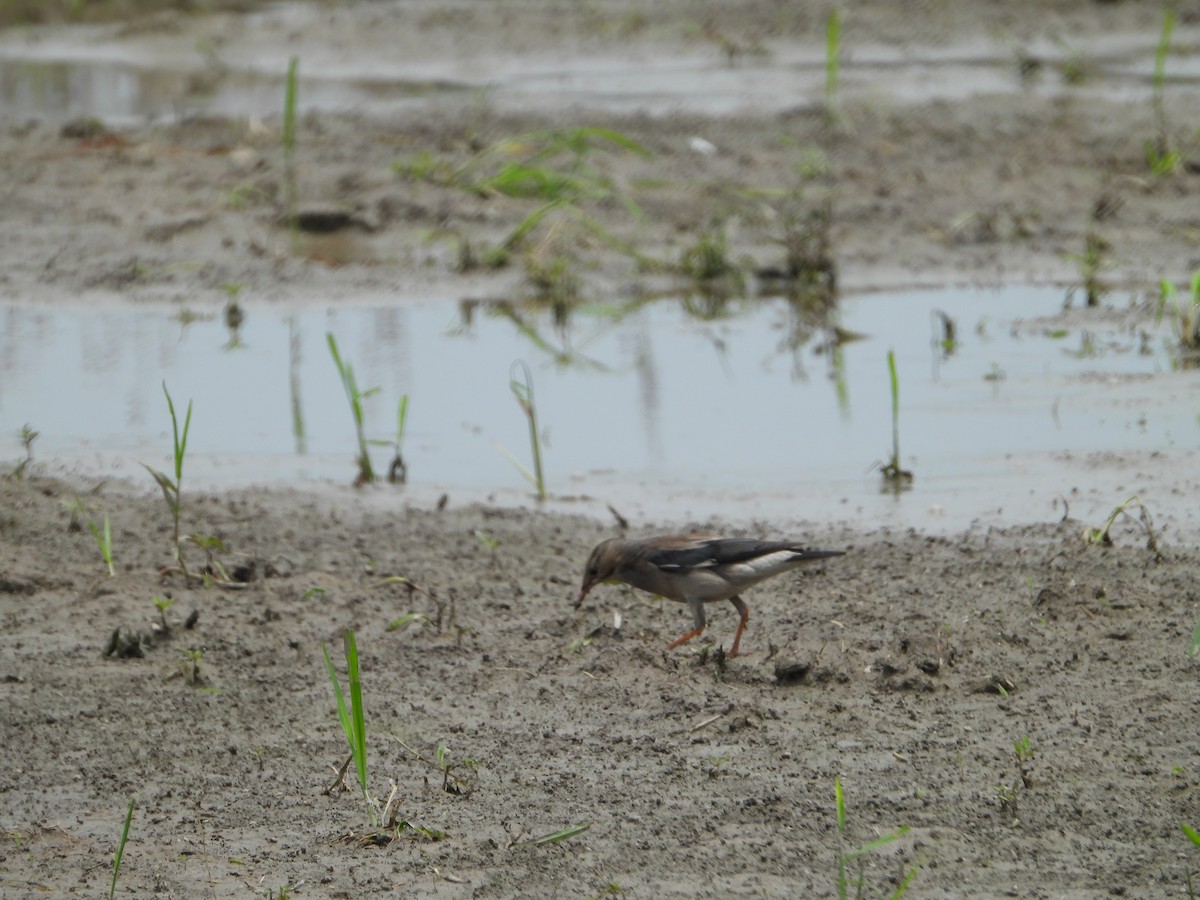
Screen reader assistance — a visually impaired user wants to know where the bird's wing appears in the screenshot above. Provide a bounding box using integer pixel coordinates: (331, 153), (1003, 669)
(648, 538), (797, 572)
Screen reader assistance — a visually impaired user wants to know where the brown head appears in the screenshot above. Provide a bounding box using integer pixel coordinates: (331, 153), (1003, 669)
(575, 538), (627, 607)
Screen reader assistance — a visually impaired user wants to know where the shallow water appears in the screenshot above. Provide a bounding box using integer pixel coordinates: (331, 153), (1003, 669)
(2, 285), (1196, 533)
(0, 15), (1194, 125)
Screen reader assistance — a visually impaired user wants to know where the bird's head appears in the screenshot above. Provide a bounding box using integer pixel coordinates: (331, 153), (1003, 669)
(575, 538), (625, 607)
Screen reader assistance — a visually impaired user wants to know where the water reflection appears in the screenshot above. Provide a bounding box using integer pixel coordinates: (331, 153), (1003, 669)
(0, 286), (1191, 518)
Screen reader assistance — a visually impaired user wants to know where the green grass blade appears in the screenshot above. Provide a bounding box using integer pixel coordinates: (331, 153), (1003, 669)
(835, 776), (846, 833)
(321, 642), (353, 746)
(509, 361), (545, 500)
(326, 331), (345, 376)
(493, 440), (539, 489)
(283, 56), (298, 162)
(501, 199), (562, 250)
(101, 514), (114, 575)
(343, 629), (367, 799)
(109, 795), (135, 899)
(1156, 279), (1174, 329)
(161, 382), (191, 482)
(178, 401), (192, 480)
(140, 463), (179, 512)
(891, 863), (919, 898)
(825, 9), (842, 111)
(887, 349), (900, 465)
(1182, 822), (1200, 847)
(396, 395), (409, 446)
(327, 332), (376, 483)
(842, 826), (910, 863)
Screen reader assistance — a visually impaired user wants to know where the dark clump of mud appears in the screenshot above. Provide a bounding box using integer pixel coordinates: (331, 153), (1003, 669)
(1, 475), (1197, 896)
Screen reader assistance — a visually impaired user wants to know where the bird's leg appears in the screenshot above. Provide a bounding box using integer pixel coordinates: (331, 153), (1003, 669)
(727, 595), (749, 657)
(666, 597), (708, 651)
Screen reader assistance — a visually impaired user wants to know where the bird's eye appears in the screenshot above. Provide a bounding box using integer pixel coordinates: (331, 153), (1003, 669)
(588, 566), (598, 578)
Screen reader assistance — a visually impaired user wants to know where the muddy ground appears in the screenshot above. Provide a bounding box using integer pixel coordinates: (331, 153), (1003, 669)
(2, 1), (1200, 897)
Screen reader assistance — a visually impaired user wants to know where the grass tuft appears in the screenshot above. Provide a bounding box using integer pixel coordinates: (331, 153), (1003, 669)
(322, 629), (375, 825)
(9, 424), (38, 480)
(1157, 273), (1200, 356)
(1083, 494), (1161, 558)
(141, 382), (192, 580)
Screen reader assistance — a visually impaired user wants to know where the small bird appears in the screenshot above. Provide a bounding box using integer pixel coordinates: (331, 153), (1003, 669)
(575, 534), (844, 657)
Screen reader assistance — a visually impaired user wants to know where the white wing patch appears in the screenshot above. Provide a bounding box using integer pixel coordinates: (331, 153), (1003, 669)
(727, 550), (803, 581)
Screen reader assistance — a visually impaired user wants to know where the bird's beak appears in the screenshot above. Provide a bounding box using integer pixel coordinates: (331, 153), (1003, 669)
(574, 583), (592, 609)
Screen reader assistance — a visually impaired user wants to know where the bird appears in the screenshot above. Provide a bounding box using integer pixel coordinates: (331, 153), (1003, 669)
(575, 534), (844, 657)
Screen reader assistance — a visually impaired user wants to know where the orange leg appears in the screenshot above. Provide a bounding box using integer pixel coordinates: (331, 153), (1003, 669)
(667, 624), (706, 650)
(727, 596), (749, 657)
(668, 597), (708, 651)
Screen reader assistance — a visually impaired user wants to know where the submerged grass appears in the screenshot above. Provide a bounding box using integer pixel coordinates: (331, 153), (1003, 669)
(879, 349), (913, 487)
(1067, 229), (1110, 308)
(497, 360), (547, 500)
(1157, 273), (1200, 355)
(327, 332), (380, 485)
(388, 395), (410, 484)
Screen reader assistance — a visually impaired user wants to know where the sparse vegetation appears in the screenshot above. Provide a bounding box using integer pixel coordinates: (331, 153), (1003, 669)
(825, 9), (842, 121)
(1183, 822), (1200, 898)
(1147, 9), (1180, 176)
(880, 349), (913, 487)
(153, 595), (174, 634)
(496, 360), (547, 500)
(1067, 229), (1110, 308)
(997, 737), (1036, 823)
(327, 332), (380, 486)
(933, 310), (957, 356)
(679, 223), (745, 295)
(180, 647), (205, 686)
(1157, 273), (1200, 356)
(834, 776), (915, 898)
(322, 629), (375, 825)
(774, 193), (836, 297)
(387, 395), (409, 484)
(400, 126), (654, 271)
(142, 382), (193, 580)
(1083, 494), (1161, 558)
(108, 795), (135, 900)
(10, 424), (38, 480)
(283, 55), (300, 244)
(68, 495), (114, 577)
